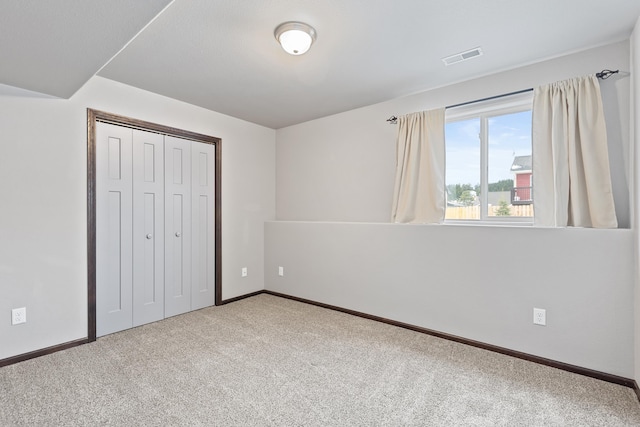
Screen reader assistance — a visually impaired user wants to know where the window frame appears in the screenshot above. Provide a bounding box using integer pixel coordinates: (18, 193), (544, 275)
(444, 91), (534, 225)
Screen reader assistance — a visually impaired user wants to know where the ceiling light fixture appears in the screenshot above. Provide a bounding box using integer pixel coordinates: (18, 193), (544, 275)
(274, 21), (317, 55)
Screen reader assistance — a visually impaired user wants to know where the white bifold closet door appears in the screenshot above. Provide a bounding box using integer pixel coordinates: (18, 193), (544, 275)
(190, 141), (215, 310)
(96, 122), (215, 337)
(132, 130), (165, 327)
(164, 136), (192, 318)
(96, 123), (135, 337)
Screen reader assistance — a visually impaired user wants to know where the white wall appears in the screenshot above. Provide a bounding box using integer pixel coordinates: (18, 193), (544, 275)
(268, 41), (635, 377)
(265, 222), (634, 377)
(0, 76), (275, 360)
(631, 17), (640, 383)
(276, 41), (631, 227)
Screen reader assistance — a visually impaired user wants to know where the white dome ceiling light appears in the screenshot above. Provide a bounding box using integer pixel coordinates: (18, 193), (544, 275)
(274, 21), (317, 55)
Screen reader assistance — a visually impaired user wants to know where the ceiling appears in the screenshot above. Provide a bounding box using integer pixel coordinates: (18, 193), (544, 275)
(2, 0), (640, 129)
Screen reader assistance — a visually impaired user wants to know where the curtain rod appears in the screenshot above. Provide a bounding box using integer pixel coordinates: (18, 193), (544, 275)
(386, 69), (619, 124)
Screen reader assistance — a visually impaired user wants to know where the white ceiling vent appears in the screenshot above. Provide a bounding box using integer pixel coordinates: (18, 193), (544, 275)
(442, 47), (483, 66)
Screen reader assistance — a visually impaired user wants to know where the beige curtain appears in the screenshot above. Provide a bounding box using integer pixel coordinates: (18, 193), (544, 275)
(532, 75), (617, 228)
(391, 108), (446, 223)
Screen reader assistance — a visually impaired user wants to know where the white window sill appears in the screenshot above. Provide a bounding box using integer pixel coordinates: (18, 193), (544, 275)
(444, 219), (533, 227)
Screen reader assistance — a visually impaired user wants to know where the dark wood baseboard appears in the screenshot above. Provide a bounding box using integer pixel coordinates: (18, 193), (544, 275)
(218, 290), (265, 305)
(3, 289), (639, 404)
(634, 380), (640, 402)
(263, 290), (638, 394)
(0, 338), (88, 368)
(1, 288), (263, 368)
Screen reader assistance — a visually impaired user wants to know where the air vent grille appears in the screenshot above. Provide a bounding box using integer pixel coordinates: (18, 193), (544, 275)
(442, 47), (483, 66)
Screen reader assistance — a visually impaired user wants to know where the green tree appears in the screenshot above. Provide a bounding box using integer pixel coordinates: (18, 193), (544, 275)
(447, 183), (478, 202)
(488, 179), (514, 192)
(446, 184), (458, 201)
(459, 190), (476, 206)
(495, 200), (511, 216)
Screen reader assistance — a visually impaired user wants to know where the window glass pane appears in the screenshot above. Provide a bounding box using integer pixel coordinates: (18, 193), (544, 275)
(487, 110), (532, 217)
(445, 118), (480, 220)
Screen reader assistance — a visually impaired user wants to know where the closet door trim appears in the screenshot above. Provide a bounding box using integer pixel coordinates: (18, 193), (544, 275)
(87, 109), (222, 342)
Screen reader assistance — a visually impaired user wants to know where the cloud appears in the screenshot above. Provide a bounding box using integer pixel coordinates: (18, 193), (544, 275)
(445, 109), (532, 185)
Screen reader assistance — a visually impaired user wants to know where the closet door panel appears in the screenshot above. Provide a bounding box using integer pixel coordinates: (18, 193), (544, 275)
(96, 123), (133, 337)
(191, 143), (215, 309)
(132, 130), (165, 326)
(164, 136), (192, 317)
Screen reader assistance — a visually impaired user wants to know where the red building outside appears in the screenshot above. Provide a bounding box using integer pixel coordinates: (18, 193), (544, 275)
(511, 155), (532, 204)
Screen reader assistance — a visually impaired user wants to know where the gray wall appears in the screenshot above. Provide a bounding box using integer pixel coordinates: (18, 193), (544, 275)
(268, 41), (635, 377)
(0, 76), (276, 360)
(276, 41), (631, 227)
(631, 17), (640, 383)
(265, 222), (634, 377)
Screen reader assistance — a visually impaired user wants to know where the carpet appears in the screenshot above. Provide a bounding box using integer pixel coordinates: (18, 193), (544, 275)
(1, 294), (639, 426)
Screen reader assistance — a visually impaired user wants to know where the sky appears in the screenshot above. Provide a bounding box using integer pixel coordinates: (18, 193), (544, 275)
(445, 110), (532, 187)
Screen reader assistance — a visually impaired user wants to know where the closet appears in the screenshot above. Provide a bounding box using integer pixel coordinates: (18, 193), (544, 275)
(95, 122), (215, 337)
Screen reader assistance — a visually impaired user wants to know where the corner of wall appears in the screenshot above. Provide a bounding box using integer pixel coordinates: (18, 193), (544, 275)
(631, 15), (640, 383)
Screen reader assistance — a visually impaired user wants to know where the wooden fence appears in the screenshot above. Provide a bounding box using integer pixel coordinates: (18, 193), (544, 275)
(445, 204), (533, 220)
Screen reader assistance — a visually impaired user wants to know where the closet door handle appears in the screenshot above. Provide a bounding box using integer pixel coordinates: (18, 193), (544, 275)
(175, 232), (181, 237)
(146, 234), (153, 240)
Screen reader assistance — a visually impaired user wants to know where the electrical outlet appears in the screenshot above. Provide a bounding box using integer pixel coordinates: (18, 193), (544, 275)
(533, 308), (546, 326)
(12, 307), (26, 325)
(241, 267), (248, 277)
(278, 266), (284, 277)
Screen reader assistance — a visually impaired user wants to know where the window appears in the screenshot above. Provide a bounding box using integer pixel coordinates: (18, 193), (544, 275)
(445, 91), (533, 222)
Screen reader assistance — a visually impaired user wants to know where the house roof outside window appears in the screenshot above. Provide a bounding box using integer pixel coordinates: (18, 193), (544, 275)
(510, 155), (532, 173)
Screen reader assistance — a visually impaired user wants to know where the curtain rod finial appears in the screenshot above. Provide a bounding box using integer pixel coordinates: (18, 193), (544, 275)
(596, 69), (619, 79)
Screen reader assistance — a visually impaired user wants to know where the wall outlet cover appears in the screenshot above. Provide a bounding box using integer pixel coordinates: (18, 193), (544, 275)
(533, 307), (546, 326)
(12, 307), (26, 325)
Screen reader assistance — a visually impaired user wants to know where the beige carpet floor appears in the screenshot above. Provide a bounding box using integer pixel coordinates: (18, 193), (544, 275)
(1, 294), (640, 426)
